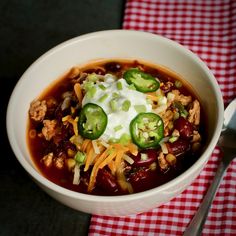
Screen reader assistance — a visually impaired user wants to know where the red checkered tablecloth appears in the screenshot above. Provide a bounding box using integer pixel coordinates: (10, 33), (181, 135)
(89, 1), (236, 235)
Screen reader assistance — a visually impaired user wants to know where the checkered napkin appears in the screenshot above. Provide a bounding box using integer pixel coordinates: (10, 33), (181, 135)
(89, 1), (236, 235)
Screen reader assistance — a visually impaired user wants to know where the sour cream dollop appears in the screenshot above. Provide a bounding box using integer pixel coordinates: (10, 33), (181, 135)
(82, 74), (152, 142)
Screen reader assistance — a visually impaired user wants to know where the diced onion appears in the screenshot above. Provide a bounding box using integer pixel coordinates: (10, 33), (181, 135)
(160, 142), (168, 154)
(69, 135), (83, 146)
(73, 164), (81, 185)
(100, 140), (109, 148)
(92, 140), (100, 154)
(159, 136), (169, 144)
(104, 73), (117, 82)
(61, 97), (71, 110)
(123, 154), (134, 165)
(157, 96), (167, 106)
(141, 153), (148, 161)
(153, 104), (167, 114)
(167, 92), (175, 102)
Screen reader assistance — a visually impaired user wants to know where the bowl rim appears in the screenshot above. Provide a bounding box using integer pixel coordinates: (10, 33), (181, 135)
(6, 29), (224, 203)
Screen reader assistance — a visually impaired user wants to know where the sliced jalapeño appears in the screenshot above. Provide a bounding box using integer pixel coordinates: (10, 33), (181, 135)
(130, 112), (164, 148)
(78, 103), (107, 139)
(124, 68), (160, 93)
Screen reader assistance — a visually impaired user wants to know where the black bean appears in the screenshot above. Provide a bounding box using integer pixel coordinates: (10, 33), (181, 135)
(104, 62), (122, 72)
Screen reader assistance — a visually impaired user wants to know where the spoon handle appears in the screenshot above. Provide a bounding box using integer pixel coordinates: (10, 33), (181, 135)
(183, 161), (227, 236)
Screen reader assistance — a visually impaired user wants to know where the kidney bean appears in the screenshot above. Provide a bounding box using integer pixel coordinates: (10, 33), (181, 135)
(174, 117), (193, 139)
(128, 167), (158, 192)
(129, 168), (149, 183)
(167, 138), (190, 156)
(132, 149), (158, 167)
(97, 169), (118, 193)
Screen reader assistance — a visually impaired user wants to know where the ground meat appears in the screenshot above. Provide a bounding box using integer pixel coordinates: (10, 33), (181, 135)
(162, 110), (174, 127)
(191, 130), (201, 142)
(167, 92), (175, 108)
(29, 100), (47, 121)
(172, 89), (192, 106)
(53, 153), (65, 169)
(188, 100), (200, 125)
(160, 110), (174, 135)
(41, 152), (53, 167)
(46, 97), (58, 109)
(158, 152), (169, 171)
(42, 119), (57, 141)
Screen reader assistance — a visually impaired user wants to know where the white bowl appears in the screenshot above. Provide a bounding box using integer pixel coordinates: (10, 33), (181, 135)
(7, 30), (224, 216)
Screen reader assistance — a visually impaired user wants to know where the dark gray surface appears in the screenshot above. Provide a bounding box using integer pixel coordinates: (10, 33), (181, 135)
(0, 1), (125, 235)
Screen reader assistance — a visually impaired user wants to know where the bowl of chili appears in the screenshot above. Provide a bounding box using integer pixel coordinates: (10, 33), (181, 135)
(7, 30), (224, 216)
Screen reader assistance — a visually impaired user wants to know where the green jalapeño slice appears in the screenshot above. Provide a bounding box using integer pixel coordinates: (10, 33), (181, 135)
(130, 112), (164, 148)
(78, 103), (108, 139)
(123, 68), (160, 93)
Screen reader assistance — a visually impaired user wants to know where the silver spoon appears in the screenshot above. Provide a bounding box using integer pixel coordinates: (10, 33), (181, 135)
(183, 98), (236, 236)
